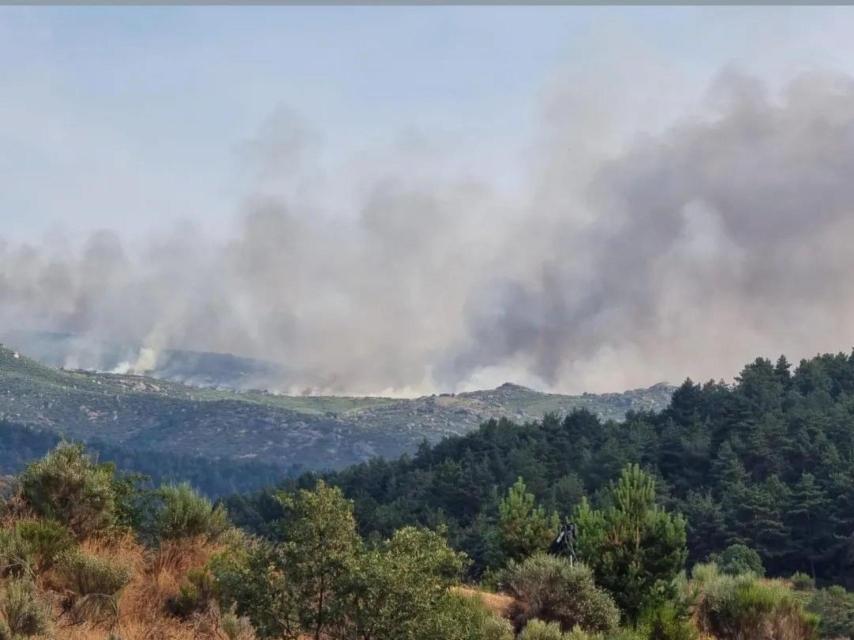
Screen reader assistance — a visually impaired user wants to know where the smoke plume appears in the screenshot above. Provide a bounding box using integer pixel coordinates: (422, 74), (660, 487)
(4, 71), (854, 394)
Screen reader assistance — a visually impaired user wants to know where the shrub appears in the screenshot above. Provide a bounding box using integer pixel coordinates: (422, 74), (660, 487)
(604, 630), (645, 640)
(481, 615), (516, 640)
(15, 519), (73, 571)
(807, 585), (854, 639)
(219, 605), (258, 640)
(790, 572), (815, 592)
(0, 528), (31, 578)
(56, 549), (131, 622)
(643, 601), (698, 640)
(502, 554), (619, 633)
(693, 565), (817, 640)
(19, 443), (116, 537)
(0, 578), (50, 637)
(519, 619), (567, 640)
(710, 544), (764, 577)
(57, 548), (131, 596)
(432, 592), (515, 640)
(152, 483), (229, 541)
(169, 567), (217, 618)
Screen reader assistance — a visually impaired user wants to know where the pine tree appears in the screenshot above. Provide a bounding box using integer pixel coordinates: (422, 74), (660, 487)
(788, 472), (832, 578)
(681, 490), (727, 563)
(497, 477), (559, 563)
(574, 465), (687, 622)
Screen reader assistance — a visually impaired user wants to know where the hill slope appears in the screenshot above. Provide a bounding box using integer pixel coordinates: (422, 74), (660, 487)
(0, 345), (672, 475)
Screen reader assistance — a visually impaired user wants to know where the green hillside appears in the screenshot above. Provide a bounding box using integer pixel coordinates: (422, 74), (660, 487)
(0, 345), (673, 479)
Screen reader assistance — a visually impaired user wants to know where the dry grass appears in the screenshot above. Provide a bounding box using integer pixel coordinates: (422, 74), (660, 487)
(454, 585), (516, 616)
(29, 533), (228, 640)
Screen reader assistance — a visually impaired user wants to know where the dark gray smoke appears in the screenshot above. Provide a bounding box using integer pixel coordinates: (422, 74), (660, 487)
(4, 71), (854, 394)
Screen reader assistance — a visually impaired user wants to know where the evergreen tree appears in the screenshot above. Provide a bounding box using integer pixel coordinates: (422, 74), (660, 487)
(788, 472), (832, 578)
(498, 477), (559, 563)
(574, 465), (687, 622)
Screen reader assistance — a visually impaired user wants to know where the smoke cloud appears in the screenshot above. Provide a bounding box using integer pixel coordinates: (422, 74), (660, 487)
(4, 71), (854, 395)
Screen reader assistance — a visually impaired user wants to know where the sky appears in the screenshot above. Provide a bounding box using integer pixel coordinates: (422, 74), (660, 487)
(4, 7), (854, 395)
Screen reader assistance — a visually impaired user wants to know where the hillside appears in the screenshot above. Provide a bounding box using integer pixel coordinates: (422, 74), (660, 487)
(0, 345), (673, 482)
(232, 349), (854, 591)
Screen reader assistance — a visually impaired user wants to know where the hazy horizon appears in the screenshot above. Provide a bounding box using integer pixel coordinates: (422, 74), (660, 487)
(5, 7), (854, 395)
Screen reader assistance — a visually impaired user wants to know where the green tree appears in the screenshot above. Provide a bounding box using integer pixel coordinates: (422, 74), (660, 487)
(498, 477), (559, 563)
(710, 544), (764, 577)
(278, 481), (362, 640)
(573, 465), (687, 622)
(787, 473), (831, 578)
(343, 526), (466, 640)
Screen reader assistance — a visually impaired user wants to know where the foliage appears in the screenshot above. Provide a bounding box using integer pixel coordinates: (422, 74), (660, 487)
(214, 481), (361, 639)
(806, 585), (854, 639)
(223, 350), (854, 587)
(168, 566), (217, 618)
(15, 518), (74, 571)
(0, 577), (50, 637)
(56, 548), (131, 596)
(790, 571), (815, 592)
(642, 601), (698, 640)
(55, 549), (132, 623)
(0, 528), (31, 578)
(150, 482), (229, 541)
(710, 544), (765, 577)
(0, 345), (666, 494)
(502, 554), (619, 633)
(519, 619), (568, 640)
(424, 592), (515, 640)
(211, 538), (296, 639)
(498, 477), (559, 562)
(214, 480), (488, 640)
(692, 563), (817, 640)
(574, 465), (687, 622)
(344, 526), (466, 640)
(18, 442), (116, 537)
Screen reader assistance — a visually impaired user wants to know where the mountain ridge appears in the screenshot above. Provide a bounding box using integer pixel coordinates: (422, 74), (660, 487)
(0, 344), (674, 476)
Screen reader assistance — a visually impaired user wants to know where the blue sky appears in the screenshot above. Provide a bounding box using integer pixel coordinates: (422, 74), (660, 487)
(3, 6), (854, 244)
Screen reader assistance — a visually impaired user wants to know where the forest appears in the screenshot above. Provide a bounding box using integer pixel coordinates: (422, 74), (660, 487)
(228, 351), (854, 587)
(4, 350), (854, 639)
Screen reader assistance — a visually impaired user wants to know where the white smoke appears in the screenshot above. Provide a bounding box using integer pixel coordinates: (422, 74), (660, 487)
(4, 71), (854, 394)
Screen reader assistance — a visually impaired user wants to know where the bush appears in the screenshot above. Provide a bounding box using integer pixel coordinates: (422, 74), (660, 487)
(643, 601), (698, 640)
(219, 605), (258, 640)
(790, 572), (815, 592)
(56, 548), (131, 622)
(692, 564), (817, 640)
(169, 567), (216, 618)
(0, 528), (31, 578)
(807, 585), (854, 639)
(604, 630), (645, 640)
(15, 519), (73, 571)
(481, 615), (516, 640)
(502, 554), (619, 633)
(0, 578), (50, 637)
(152, 483), (229, 541)
(519, 619), (566, 640)
(710, 544), (764, 577)
(434, 592), (515, 640)
(19, 443), (116, 537)
(57, 548), (131, 596)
